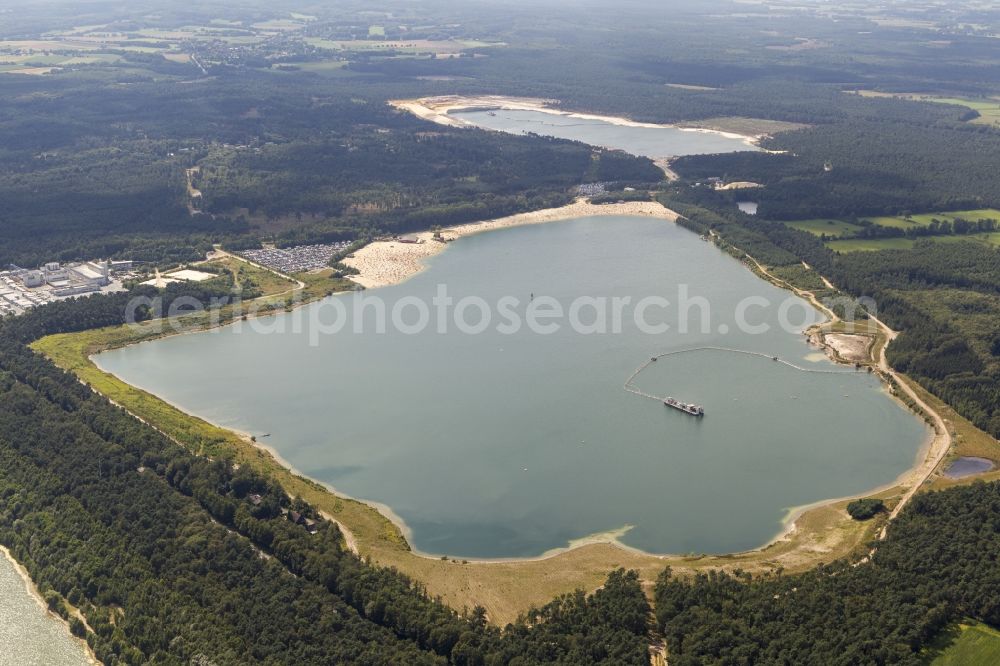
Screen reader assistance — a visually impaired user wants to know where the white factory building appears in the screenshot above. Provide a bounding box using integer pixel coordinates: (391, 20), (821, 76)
(2, 259), (126, 316)
(18, 261), (112, 296)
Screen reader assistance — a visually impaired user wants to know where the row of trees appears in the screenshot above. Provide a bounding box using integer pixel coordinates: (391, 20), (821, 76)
(854, 217), (999, 239)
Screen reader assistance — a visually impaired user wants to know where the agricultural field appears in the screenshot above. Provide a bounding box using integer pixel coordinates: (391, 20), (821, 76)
(304, 37), (501, 54)
(788, 211), (1000, 240)
(860, 215), (922, 230)
(826, 237), (917, 252)
(0, 51), (122, 75)
(827, 232), (1000, 253)
(784, 218), (863, 237)
(922, 97), (1000, 126)
(856, 91), (1000, 126)
(251, 19), (308, 31)
(0, 14), (311, 74)
(200, 256), (299, 299)
(0, 9), (503, 76)
(0, 37), (171, 74)
(867, 209), (1000, 227)
(929, 621), (1000, 665)
(274, 60), (348, 74)
(784, 209), (1000, 252)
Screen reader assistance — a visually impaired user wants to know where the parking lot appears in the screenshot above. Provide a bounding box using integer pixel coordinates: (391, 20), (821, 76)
(238, 243), (351, 274)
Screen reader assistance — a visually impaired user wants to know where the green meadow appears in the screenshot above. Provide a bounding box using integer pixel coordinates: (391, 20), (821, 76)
(924, 97), (1000, 126)
(930, 621), (1000, 665)
(781, 209), (1000, 252)
(857, 91), (1000, 126)
(828, 232), (1000, 253)
(879, 209), (1000, 225)
(784, 218), (864, 238)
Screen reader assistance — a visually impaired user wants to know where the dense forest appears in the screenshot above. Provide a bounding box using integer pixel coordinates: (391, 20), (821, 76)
(195, 123), (659, 241)
(668, 95), (1000, 220)
(0, 293), (653, 665)
(10, 61), (985, 266)
(672, 117), (1000, 220)
(655, 481), (1000, 664)
(0, 70), (659, 268)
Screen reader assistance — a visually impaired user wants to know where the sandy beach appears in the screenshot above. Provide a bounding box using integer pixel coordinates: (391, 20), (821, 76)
(343, 198), (679, 289)
(823, 332), (872, 363)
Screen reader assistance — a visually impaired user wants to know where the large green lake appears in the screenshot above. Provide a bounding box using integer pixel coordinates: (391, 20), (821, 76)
(95, 216), (928, 558)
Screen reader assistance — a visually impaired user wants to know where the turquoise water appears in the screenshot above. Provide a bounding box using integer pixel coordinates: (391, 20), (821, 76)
(450, 108), (760, 158)
(0, 553), (90, 666)
(95, 216), (928, 558)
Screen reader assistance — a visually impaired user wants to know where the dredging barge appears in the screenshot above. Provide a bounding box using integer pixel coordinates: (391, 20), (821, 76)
(664, 397), (705, 416)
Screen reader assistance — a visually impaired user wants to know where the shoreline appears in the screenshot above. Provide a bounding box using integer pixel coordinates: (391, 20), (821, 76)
(390, 95), (765, 145)
(32, 198), (966, 621)
(99, 199), (933, 565)
(744, 255), (949, 534)
(343, 198), (678, 288)
(1, 545), (97, 665)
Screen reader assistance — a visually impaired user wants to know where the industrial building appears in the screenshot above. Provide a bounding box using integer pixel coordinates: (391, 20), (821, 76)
(33, 261), (111, 296)
(1, 259), (124, 316)
(22, 270), (44, 288)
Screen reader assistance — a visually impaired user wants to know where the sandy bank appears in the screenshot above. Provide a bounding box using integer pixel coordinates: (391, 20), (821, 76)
(344, 198), (678, 289)
(824, 333), (872, 363)
(716, 181), (764, 191)
(1, 545), (97, 665)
